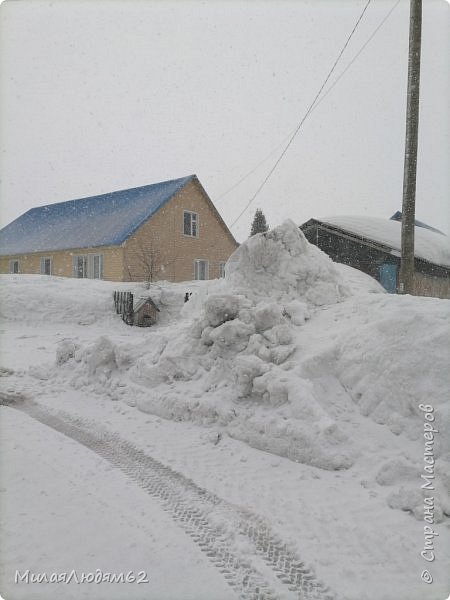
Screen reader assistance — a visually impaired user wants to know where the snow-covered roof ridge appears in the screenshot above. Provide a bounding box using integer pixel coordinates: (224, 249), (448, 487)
(0, 175), (195, 256)
(319, 215), (450, 268)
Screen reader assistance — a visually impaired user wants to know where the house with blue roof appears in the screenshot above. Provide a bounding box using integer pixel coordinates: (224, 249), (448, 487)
(0, 175), (239, 282)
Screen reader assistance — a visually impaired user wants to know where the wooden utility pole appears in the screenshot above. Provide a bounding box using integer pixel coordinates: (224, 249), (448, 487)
(398, 0), (422, 294)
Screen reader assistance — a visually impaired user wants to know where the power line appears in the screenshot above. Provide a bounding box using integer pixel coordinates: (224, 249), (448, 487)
(311, 0), (401, 112)
(228, 0), (373, 229)
(217, 0), (400, 206)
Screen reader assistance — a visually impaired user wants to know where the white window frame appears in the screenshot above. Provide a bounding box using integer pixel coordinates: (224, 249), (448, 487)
(89, 254), (103, 279)
(194, 259), (209, 281)
(219, 262), (226, 278)
(9, 260), (19, 274)
(183, 210), (199, 237)
(40, 256), (53, 275)
(73, 253), (103, 279)
(73, 255), (88, 278)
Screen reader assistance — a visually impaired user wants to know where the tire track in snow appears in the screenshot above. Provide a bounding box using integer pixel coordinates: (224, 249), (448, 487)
(1, 393), (335, 600)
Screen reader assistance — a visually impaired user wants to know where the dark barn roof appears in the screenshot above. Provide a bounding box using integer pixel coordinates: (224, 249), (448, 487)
(0, 175), (195, 256)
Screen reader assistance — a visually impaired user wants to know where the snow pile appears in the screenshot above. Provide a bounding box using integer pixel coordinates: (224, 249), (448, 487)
(4, 220), (448, 481)
(225, 219), (350, 305)
(51, 221), (359, 470)
(0, 275), (116, 325)
(2, 220), (450, 600)
(334, 296), (450, 446)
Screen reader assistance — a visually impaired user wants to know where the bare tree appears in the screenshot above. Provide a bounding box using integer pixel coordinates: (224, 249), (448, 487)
(126, 239), (162, 288)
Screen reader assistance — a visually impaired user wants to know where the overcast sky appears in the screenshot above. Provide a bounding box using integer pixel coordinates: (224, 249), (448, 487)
(0, 0), (449, 242)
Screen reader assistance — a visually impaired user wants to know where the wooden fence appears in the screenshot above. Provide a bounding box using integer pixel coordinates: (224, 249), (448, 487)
(113, 291), (134, 324)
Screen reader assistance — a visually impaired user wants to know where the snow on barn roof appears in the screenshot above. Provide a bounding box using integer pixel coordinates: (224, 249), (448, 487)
(0, 175), (195, 256)
(319, 215), (450, 268)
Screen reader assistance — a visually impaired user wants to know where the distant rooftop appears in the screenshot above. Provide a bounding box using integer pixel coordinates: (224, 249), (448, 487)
(390, 211), (445, 235)
(0, 175), (195, 256)
(319, 215), (450, 268)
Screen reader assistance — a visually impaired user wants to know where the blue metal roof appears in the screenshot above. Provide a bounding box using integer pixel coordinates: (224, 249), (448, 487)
(0, 175), (195, 256)
(390, 211), (445, 235)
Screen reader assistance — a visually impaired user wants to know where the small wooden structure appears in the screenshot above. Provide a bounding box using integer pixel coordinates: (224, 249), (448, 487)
(132, 296), (160, 327)
(113, 291), (159, 327)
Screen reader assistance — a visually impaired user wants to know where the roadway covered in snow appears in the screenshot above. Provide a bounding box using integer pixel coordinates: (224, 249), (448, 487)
(0, 406), (237, 600)
(1, 221), (449, 600)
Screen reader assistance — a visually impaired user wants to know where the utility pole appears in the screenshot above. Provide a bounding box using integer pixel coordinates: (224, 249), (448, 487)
(398, 0), (422, 294)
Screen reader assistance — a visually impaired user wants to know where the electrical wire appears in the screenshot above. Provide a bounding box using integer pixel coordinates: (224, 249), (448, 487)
(228, 0), (373, 229)
(216, 0), (401, 207)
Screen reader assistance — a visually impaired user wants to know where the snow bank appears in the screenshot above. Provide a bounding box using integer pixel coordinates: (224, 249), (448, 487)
(48, 221), (362, 470)
(225, 219), (350, 305)
(335, 296), (449, 449)
(4, 220), (448, 484)
(2, 221), (450, 600)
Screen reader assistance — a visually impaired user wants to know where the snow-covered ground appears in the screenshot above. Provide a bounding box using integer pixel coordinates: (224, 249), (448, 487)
(1, 220), (449, 600)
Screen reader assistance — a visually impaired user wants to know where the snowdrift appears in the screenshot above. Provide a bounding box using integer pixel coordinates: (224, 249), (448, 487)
(2, 220), (449, 514)
(2, 220), (450, 600)
(52, 221), (359, 470)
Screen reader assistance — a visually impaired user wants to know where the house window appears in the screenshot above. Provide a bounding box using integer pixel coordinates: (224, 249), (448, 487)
(184, 211), (198, 237)
(194, 259), (209, 280)
(219, 262), (226, 278)
(9, 260), (19, 274)
(91, 254), (103, 279)
(73, 254), (103, 279)
(40, 257), (52, 275)
(75, 255), (88, 278)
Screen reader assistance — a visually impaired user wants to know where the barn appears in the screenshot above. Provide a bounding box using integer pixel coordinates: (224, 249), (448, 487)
(301, 215), (450, 299)
(0, 175), (238, 282)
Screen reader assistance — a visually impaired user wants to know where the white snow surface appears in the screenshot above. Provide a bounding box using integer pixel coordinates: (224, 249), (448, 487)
(321, 215), (450, 267)
(1, 220), (449, 600)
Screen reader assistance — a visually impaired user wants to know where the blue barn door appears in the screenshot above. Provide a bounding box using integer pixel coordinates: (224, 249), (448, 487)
(379, 263), (398, 293)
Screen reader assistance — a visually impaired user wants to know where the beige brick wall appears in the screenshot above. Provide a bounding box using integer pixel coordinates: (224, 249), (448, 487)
(0, 246), (124, 281)
(123, 178), (238, 282)
(0, 178), (237, 283)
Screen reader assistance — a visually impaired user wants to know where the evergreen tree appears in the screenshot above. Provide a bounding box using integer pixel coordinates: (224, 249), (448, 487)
(250, 208), (269, 236)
